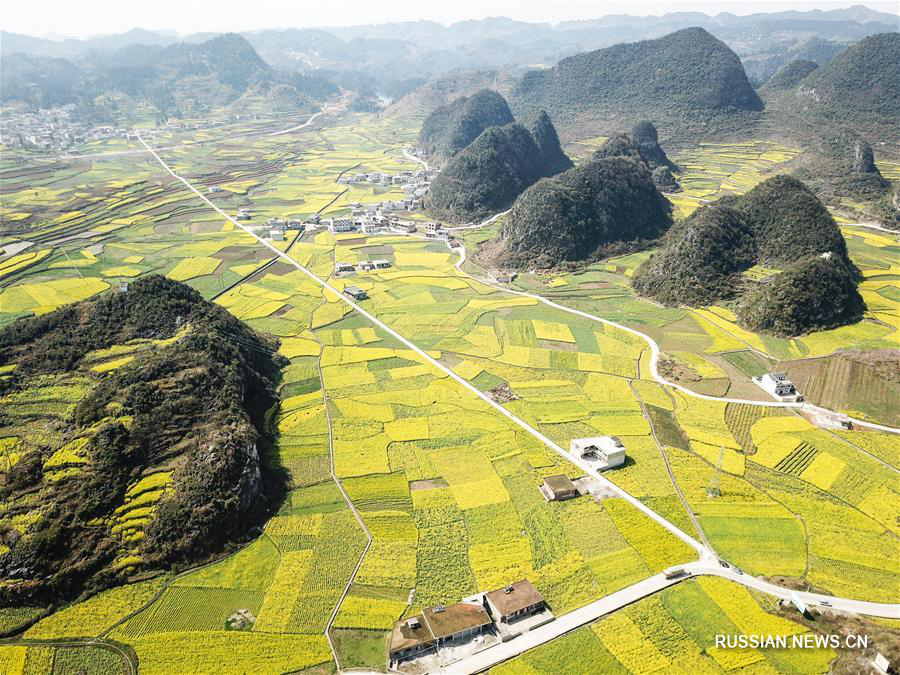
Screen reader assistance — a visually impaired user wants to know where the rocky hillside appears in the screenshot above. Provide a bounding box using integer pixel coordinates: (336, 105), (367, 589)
(417, 89), (515, 160)
(485, 156), (673, 269)
(509, 27), (764, 142)
(425, 111), (571, 223)
(593, 123), (680, 192)
(629, 205), (754, 306)
(0, 276), (284, 607)
(633, 175), (864, 336)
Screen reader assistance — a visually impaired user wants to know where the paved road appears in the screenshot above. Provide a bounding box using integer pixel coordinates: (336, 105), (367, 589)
(402, 147), (429, 171)
(450, 217), (900, 436)
(137, 131), (707, 557)
(446, 572), (682, 674)
(136, 136), (900, 673)
(684, 562), (900, 618)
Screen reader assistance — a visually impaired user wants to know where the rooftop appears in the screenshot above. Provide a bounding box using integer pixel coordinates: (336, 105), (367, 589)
(390, 615), (433, 653)
(485, 579), (545, 617)
(423, 602), (491, 639)
(542, 474), (576, 493)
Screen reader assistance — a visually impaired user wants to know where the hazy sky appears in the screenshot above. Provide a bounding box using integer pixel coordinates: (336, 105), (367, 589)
(3, 0), (897, 39)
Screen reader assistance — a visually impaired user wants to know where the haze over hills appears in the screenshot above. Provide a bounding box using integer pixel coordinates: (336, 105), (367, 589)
(0, 33), (335, 118)
(2, 5), (896, 91)
(0, 276), (284, 606)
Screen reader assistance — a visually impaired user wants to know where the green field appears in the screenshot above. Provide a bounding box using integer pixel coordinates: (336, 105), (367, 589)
(2, 105), (898, 673)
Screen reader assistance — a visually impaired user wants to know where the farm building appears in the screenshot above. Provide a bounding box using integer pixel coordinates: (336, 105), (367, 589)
(388, 601), (491, 664)
(389, 615), (434, 663)
(269, 229), (284, 241)
(359, 261), (375, 271)
(336, 262), (355, 274)
(489, 271), (516, 283)
(424, 602), (491, 646)
(484, 580), (546, 623)
(571, 436), (626, 469)
(373, 259), (391, 269)
(540, 474), (578, 501)
(344, 286), (368, 301)
(759, 372), (796, 396)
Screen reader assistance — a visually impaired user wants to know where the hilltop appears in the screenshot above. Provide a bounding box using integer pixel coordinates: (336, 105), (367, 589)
(425, 109), (571, 222)
(633, 175), (863, 336)
(509, 27), (763, 142)
(417, 89), (515, 160)
(593, 122), (681, 191)
(484, 156), (673, 269)
(0, 276), (284, 606)
(738, 254), (865, 336)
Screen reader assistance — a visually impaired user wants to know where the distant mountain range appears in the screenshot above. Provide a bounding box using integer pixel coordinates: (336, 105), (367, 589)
(2, 5), (896, 96)
(0, 34), (336, 119)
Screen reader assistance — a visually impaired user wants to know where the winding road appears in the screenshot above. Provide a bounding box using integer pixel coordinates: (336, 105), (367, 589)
(134, 133), (900, 674)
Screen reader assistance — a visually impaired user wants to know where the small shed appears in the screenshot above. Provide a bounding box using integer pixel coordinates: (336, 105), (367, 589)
(541, 474), (577, 501)
(344, 286), (368, 301)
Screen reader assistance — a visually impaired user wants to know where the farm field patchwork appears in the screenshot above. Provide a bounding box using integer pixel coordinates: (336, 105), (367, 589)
(1, 108), (898, 673)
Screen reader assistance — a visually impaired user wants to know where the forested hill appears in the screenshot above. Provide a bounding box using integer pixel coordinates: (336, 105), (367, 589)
(509, 27), (763, 142)
(417, 89), (515, 159)
(633, 175), (864, 336)
(485, 156), (673, 269)
(425, 113), (572, 223)
(0, 276), (285, 607)
(792, 32), (900, 140)
(763, 59), (819, 90)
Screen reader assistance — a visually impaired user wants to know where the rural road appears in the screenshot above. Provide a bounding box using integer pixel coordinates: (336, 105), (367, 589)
(444, 560), (900, 674)
(450, 214), (900, 436)
(135, 134), (900, 673)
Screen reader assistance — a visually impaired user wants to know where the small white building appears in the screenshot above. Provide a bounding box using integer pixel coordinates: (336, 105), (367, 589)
(330, 218), (356, 233)
(760, 372), (796, 397)
(336, 262), (356, 274)
(570, 436), (626, 470)
(373, 259), (391, 269)
(270, 230), (284, 241)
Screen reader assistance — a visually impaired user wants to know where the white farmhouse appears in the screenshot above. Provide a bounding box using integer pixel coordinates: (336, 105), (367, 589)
(570, 436), (626, 470)
(759, 372), (796, 397)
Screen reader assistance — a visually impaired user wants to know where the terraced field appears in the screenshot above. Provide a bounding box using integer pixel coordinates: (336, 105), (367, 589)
(1, 108), (898, 673)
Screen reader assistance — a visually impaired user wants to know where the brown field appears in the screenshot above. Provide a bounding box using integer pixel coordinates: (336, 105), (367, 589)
(781, 350), (900, 426)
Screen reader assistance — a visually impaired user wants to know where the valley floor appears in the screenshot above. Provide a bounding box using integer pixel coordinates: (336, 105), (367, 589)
(0, 109), (897, 674)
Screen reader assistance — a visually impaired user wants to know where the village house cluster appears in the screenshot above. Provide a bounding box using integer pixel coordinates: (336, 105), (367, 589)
(389, 579), (553, 667)
(337, 166), (435, 214)
(0, 106), (139, 151)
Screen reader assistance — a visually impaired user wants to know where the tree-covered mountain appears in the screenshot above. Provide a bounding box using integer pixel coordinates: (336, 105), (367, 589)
(763, 59), (819, 90)
(738, 254), (865, 336)
(0, 33), (336, 118)
(794, 32), (900, 139)
(484, 156), (673, 269)
(630, 205), (754, 306)
(425, 118), (570, 222)
(0, 276), (285, 606)
(530, 110), (574, 176)
(593, 122), (680, 192)
(731, 174), (850, 266)
(417, 89), (515, 159)
(633, 175), (863, 336)
(509, 27), (764, 142)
